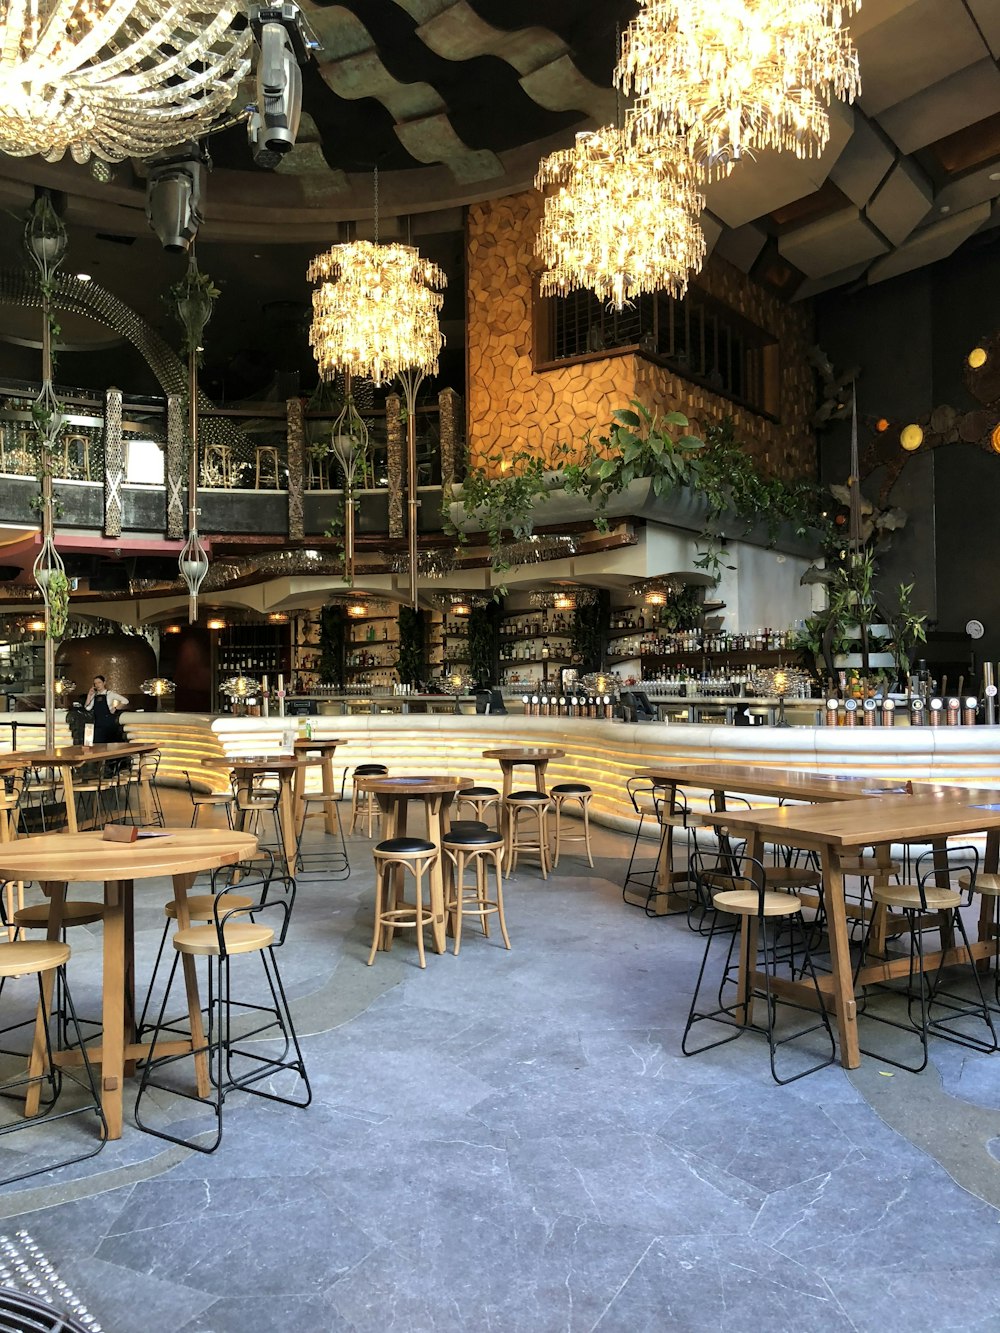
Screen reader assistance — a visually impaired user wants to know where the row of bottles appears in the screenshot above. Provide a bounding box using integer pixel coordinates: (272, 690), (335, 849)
(501, 614), (572, 638)
(217, 645), (283, 674)
(354, 622), (392, 643)
(347, 650), (396, 669)
(611, 626), (798, 659)
(500, 640), (562, 661)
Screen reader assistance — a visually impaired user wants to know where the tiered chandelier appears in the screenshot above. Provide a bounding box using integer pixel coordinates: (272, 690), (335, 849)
(617, 0), (861, 174)
(307, 240), (446, 387)
(0, 0), (252, 163)
(535, 126), (705, 310)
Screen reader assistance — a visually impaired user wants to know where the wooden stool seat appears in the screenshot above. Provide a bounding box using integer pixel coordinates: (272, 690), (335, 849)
(713, 889), (804, 918)
(369, 837), (438, 968)
(14, 901), (105, 930)
(551, 782), (594, 869)
(352, 765), (388, 837)
(443, 829), (509, 956)
(871, 882), (961, 911)
(457, 786), (501, 830)
(0, 938), (71, 977)
(973, 873), (1000, 896)
(164, 892), (253, 921)
(172, 922), (275, 956)
(506, 791), (552, 879)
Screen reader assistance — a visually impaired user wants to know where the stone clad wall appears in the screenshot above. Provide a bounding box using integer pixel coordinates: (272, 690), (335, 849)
(466, 190), (817, 482)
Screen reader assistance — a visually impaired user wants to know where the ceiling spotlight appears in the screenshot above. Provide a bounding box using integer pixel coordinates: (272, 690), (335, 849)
(968, 347), (988, 369)
(206, 616), (227, 630)
(75, 272), (92, 282)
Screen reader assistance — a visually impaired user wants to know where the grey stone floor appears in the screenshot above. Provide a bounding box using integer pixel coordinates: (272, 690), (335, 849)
(0, 795), (999, 1332)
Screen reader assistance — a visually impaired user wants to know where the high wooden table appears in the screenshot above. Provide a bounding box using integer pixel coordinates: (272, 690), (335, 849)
(210, 754), (323, 872)
(483, 747), (565, 845)
(355, 775), (473, 954)
(711, 792), (1000, 1069)
(293, 737), (342, 835)
(12, 743), (160, 832)
(633, 762), (964, 910)
(0, 827), (257, 1138)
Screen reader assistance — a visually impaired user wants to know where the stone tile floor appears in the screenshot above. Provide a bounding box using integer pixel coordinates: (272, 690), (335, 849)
(0, 797), (998, 1331)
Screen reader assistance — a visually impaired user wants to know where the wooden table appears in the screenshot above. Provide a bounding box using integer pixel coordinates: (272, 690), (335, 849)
(483, 747), (565, 845)
(13, 743), (160, 832)
(0, 827), (257, 1138)
(355, 775), (474, 955)
(633, 762), (965, 910)
(712, 792), (1000, 1069)
(293, 737), (341, 835)
(210, 754), (323, 872)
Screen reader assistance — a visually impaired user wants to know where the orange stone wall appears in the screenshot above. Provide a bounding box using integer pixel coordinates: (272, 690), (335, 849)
(466, 190), (817, 482)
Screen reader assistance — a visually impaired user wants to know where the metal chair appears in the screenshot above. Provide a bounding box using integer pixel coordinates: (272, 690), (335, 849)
(682, 850), (837, 1085)
(854, 845), (997, 1072)
(184, 769), (235, 829)
(135, 859), (309, 1153)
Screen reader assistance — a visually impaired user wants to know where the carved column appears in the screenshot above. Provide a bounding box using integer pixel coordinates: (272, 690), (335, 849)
(438, 386), (462, 492)
(286, 396), (305, 540)
(166, 392), (186, 539)
(103, 385), (124, 538)
(386, 391), (404, 539)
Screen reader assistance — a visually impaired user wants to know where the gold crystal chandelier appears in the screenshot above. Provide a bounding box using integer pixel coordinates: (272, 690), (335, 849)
(307, 240), (447, 386)
(617, 0), (861, 174)
(0, 0), (252, 163)
(535, 126), (706, 309)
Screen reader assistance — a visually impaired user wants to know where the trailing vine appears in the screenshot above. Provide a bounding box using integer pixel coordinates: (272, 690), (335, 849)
(444, 446), (552, 574)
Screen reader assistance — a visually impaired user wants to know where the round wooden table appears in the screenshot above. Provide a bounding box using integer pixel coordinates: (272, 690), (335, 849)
(483, 748), (565, 845)
(355, 775), (474, 955)
(208, 754), (323, 872)
(0, 827), (257, 1139)
(293, 737), (342, 836)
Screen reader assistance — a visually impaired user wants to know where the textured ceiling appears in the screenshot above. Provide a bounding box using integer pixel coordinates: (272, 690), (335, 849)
(0, 0), (999, 301)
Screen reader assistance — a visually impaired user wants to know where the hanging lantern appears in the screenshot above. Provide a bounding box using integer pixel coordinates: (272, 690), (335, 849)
(179, 530), (210, 624)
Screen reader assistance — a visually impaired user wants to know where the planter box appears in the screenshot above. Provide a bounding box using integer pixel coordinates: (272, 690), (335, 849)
(447, 477), (818, 557)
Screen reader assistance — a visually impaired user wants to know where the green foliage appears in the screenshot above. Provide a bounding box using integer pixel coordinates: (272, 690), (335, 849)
(571, 590), (610, 672)
(445, 446), (551, 574)
(319, 604), (346, 687)
(658, 584), (702, 632)
(167, 260), (221, 362)
(46, 570), (70, 640)
(468, 601), (501, 687)
(396, 605), (427, 686)
(884, 581), (927, 684)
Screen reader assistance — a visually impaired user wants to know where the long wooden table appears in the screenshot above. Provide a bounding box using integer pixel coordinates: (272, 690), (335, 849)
(698, 792), (1000, 1069)
(7, 743), (160, 832)
(634, 763), (968, 910)
(0, 827), (257, 1138)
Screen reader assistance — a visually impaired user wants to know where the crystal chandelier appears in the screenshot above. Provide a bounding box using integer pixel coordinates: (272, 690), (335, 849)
(535, 127), (706, 309)
(0, 0), (252, 164)
(307, 241), (446, 387)
(617, 0), (861, 174)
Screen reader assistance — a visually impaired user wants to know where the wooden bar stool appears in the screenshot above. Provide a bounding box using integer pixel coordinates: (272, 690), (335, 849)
(457, 785), (501, 830)
(254, 445), (281, 488)
(443, 826), (509, 956)
(368, 836), (438, 969)
(550, 782), (594, 868)
(60, 432), (92, 480)
(682, 851), (836, 1084)
(0, 939), (106, 1186)
(202, 443), (233, 487)
(350, 764), (387, 836)
(505, 790), (552, 879)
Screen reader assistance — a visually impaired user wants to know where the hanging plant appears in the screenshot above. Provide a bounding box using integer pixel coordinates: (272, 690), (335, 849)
(167, 258), (221, 363)
(46, 569), (70, 640)
(571, 590), (609, 672)
(468, 602), (501, 687)
(396, 606), (427, 686)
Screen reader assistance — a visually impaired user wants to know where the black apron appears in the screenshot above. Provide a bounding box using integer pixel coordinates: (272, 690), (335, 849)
(91, 691), (123, 744)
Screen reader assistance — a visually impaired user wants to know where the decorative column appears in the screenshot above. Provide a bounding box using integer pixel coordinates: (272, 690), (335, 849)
(386, 391), (404, 539)
(166, 393), (185, 539)
(438, 386), (461, 492)
(103, 386), (124, 538)
(286, 395), (305, 541)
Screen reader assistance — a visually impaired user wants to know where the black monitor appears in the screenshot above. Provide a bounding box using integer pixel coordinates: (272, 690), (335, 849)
(620, 689), (655, 722)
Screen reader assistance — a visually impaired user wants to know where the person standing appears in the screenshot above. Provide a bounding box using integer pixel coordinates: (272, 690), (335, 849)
(85, 674), (129, 743)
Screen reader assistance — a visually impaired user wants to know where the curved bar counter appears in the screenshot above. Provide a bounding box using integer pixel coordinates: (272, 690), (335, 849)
(118, 712), (1000, 834)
